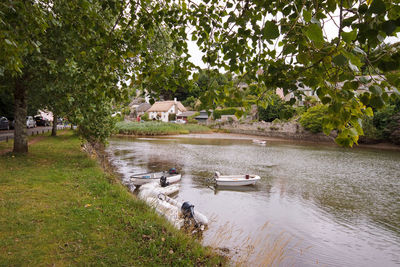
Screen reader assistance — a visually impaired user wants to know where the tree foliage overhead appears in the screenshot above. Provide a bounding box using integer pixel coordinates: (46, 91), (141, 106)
(1, 0), (399, 150)
(188, 0), (400, 146)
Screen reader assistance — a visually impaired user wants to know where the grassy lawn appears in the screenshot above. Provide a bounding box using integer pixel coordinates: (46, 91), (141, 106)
(115, 121), (211, 136)
(0, 131), (226, 266)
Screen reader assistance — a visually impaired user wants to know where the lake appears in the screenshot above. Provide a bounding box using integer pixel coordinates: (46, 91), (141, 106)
(106, 134), (400, 266)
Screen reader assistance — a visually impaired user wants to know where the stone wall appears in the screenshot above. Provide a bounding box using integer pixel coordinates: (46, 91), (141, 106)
(214, 121), (335, 142)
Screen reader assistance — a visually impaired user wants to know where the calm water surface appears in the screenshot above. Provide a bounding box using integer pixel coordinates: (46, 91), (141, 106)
(106, 136), (400, 266)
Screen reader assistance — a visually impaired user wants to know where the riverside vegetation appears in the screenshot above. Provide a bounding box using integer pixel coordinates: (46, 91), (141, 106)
(115, 121), (211, 136)
(0, 130), (226, 266)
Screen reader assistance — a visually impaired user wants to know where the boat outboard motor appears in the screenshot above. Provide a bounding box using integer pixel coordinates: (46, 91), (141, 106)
(160, 176), (169, 187)
(181, 201), (195, 218)
(168, 168), (177, 174)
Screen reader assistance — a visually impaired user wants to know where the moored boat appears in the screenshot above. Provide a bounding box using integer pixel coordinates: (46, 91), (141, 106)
(252, 139), (267, 145)
(214, 171), (260, 186)
(130, 168), (181, 186)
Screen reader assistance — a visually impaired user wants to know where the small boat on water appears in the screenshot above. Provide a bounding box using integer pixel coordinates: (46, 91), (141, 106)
(252, 139), (267, 145)
(214, 171), (260, 186)
(131, 168), (181, 186)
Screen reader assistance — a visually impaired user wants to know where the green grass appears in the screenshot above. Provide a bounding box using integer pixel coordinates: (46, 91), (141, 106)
(0, 131), (52, 152)
(115, 121), (211, 136)
(0, 131), (226, 266)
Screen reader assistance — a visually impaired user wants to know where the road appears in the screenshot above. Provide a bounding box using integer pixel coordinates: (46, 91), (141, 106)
(0, 126), (68, 142)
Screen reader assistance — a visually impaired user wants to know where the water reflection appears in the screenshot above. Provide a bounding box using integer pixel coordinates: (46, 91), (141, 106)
(106, 136), (400, 266)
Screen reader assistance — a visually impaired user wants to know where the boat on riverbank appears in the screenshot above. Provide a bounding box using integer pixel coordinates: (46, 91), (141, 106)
(130, 169), (181, 186)
(214, 171), (260, 186)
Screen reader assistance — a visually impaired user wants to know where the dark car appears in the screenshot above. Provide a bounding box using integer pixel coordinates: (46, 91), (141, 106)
(34, 115), (50, 126)
(0, 117), (9, 130)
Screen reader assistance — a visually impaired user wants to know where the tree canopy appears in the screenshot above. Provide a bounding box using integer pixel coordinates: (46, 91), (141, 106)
(1, 0), (399, 151)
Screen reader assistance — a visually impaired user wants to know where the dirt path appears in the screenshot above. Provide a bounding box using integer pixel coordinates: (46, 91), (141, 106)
(0, 130), (68, 155)
(0, 136), (45, 155)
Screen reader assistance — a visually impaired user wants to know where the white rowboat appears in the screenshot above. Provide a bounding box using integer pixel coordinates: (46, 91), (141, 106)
(130, 171), (181, 186)
(252, 139), (267, 145)
(214, 171), (260, 186)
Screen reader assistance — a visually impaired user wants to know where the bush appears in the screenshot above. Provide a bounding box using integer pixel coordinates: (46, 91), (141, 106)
(359, 116), (381, 143)
(213, 108), (238, 119)
(371, 97), (400, 143)
(299, 104), (328, 133)
(140, 113), (149, 121)
(168, 113), (176, 121)
(387, 112), (400, 144)
(258, 95), (295, 122)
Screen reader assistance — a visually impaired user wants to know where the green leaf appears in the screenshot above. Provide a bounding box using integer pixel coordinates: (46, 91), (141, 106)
(369, 85), (382, 95)
(359, 76), (370, 84)
(288, 98), (296, 105)
(359, 93), (370, 105)
(381, 20), (397, 35)
(342, 30), (357, 43)
(263, 21), (280, 40)
(235, 109), (244, 118)
(332, 54), (348, 66)
(297, 53), (309, 64)
(370, 95), (384, 108)
(321, 96), (331, 104)
(327, 0), (336, 12)
(305, 24), (324, 48)
(369, 0), (386, 14)
(365, 107), (373, 117)
(303, 10), (311, 22)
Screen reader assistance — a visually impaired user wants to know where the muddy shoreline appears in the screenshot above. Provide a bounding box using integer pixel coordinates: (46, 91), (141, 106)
(115, 132), (400, 152)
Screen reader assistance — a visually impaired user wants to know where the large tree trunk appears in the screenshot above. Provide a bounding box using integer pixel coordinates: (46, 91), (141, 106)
(13, 78), (28, 153)
(51, 111), (57, 136)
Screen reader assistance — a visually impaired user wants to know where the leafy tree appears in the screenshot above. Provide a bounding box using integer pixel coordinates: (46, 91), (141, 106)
(258, 95), (296, 122)
(189, 0), (400, 146)
(2, 0), (400, 152)
(1, 0), (191, 152)
(299, 105), (329, 133)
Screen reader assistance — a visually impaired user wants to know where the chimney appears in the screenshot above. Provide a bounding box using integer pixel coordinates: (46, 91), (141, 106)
(174, 97), (177, 103)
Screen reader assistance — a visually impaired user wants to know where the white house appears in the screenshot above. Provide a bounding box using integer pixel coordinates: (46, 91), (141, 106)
(147, 98), (187, 122)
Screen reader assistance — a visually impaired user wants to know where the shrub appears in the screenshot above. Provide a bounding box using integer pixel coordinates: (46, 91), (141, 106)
(299, 104), (328, 133)
(387, 112), (400, 144)
(168, 113), (176, 121)
(141, 113), (149, 121)
(258, 95), (295, 122)
(213, 108), (238, 119)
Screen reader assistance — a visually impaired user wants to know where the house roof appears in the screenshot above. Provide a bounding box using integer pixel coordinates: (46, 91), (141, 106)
(129, 97), (145, 107)
(147, 101), (187, 113)
(136, 103), (151, 112)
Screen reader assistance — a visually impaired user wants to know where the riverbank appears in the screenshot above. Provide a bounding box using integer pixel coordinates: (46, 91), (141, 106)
(165, 132), (400, 151)
(0, 131), (226, 266)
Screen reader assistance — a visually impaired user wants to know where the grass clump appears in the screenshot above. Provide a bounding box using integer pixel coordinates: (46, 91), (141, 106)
(0, 131), (225, 266)
(115, 121), (211, 136)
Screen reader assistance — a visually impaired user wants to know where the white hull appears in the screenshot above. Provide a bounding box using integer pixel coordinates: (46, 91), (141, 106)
(215, 174), (260, 186)
(137, 183), (208, 229)
(253, 139), (266, 145)
(131, 172), (181, 186)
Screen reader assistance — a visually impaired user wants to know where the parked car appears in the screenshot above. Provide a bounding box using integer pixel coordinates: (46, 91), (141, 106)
(34, 115), (50, 126)
(0, 117), (9, 130)
(26, 116), (36, 128)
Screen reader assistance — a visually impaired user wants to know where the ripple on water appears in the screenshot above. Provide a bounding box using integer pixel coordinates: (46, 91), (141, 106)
(106, 137), (400, 267)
